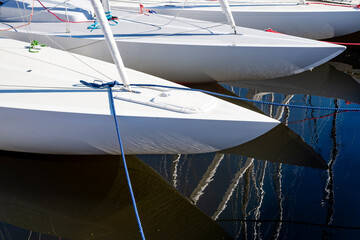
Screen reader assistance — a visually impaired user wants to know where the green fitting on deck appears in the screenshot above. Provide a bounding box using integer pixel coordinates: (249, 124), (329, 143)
(29, 40), (47, 53)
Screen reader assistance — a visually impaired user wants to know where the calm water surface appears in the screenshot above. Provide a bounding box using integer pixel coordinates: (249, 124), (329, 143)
(140, 50), (360, 240)
(0, 50), (359, 239)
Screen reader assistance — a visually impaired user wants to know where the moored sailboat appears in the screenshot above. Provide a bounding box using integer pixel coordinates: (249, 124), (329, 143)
(0, 0), (346, 83)
(0, 37), (280, 154)
(115, 0), (360, 40)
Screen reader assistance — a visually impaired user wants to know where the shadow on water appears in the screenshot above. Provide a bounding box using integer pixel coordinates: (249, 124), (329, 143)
(222, 62), (360, 104)
(221, 124), (327, 169)
(0, 152), (232, 239)
(186, 82), (327, 169)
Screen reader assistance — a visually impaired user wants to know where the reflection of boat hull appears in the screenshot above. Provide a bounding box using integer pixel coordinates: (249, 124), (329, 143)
(0, 153), (232, 239)
(0, 7), (345, 82)
(0, 38), (279, 155)
(189, 83), (328, 169)
(224, 63), (360, 104)
(221, 124), (328, 169)
(122, 1), (360, 39)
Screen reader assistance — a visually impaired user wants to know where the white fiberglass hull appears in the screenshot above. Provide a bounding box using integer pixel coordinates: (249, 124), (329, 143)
(0, 6), (345, 82)
(116, 0), (360, 40)
(0, 38), (279, 155)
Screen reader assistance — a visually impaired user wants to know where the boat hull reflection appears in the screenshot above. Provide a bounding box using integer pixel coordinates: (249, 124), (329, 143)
(224, 63), (360, 104)
(0, 152), (232, 239)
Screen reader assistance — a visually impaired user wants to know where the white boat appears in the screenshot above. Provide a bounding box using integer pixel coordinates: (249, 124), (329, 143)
(0, 0), (345, 83)
(0, 37), (280, 155)
(114, 0), (360, 40)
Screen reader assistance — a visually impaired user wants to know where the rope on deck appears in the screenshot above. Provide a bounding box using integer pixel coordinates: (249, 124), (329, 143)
(126, 83), (360, 112)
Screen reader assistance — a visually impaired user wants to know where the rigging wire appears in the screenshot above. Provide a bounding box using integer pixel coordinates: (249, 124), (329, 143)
(16, 0), (33, 43)
(0, 77), (359, 114)
(154, 0), (190, 27)
(41, 34), (113, 81)
(125, 83), (360, 112)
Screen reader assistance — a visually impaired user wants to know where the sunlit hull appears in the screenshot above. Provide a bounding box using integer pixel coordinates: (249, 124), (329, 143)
(120, 0), (360, 40)
(0, 2), (345, 82)
(0, 38), (279, 155)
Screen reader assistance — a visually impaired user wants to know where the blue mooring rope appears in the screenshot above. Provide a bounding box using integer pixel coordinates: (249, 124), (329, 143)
(80, 80), (146, 240)
(80, 80), (360, 111)
(84, 81), (359, 112)
(131, 84), (360, 111)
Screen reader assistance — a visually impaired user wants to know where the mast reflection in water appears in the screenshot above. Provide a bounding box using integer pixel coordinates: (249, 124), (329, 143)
(141, 58), (360, 239)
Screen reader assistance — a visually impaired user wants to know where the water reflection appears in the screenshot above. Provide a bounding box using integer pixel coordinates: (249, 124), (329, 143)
(322, 99), (339, 237)
(330, 62), (360, 84)
(0, 152), (231, 239)
(222, 123), (327, 169)
(190, 153), (225, 205)
(212, 157), (255, 221)
(223, 62), (360, 104)
(189, 82), (328, 169)
(141, 56), (360, 239)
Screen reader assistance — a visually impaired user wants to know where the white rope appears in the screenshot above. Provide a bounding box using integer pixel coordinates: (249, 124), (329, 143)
(156, 0), (190, 27)
(42, 34), (113, 81)
(64, 1), (71, 33)
(16, 0), (33, 43)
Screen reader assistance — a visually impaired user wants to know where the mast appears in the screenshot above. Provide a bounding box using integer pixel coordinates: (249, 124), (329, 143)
(101, 0), (111, 13)
(218, 0), (237, 34)
(90, 0), (131, 89)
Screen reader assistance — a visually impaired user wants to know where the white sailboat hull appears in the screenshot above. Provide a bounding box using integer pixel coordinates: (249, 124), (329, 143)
(0, 4), (345, 83)
(117, 0), (360, 40)
(0, 38), (279, 155)
(0, 107), (277, 155)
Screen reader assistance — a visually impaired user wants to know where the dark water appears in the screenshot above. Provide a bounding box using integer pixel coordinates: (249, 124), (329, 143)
(139, 50), (360, 239)
(0, 50), (359, 239)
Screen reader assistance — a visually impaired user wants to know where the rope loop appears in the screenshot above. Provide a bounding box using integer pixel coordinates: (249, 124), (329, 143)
(87, 12), (118, 32)
(79, 80), (120, 89)
(105, 11), (119, 26)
